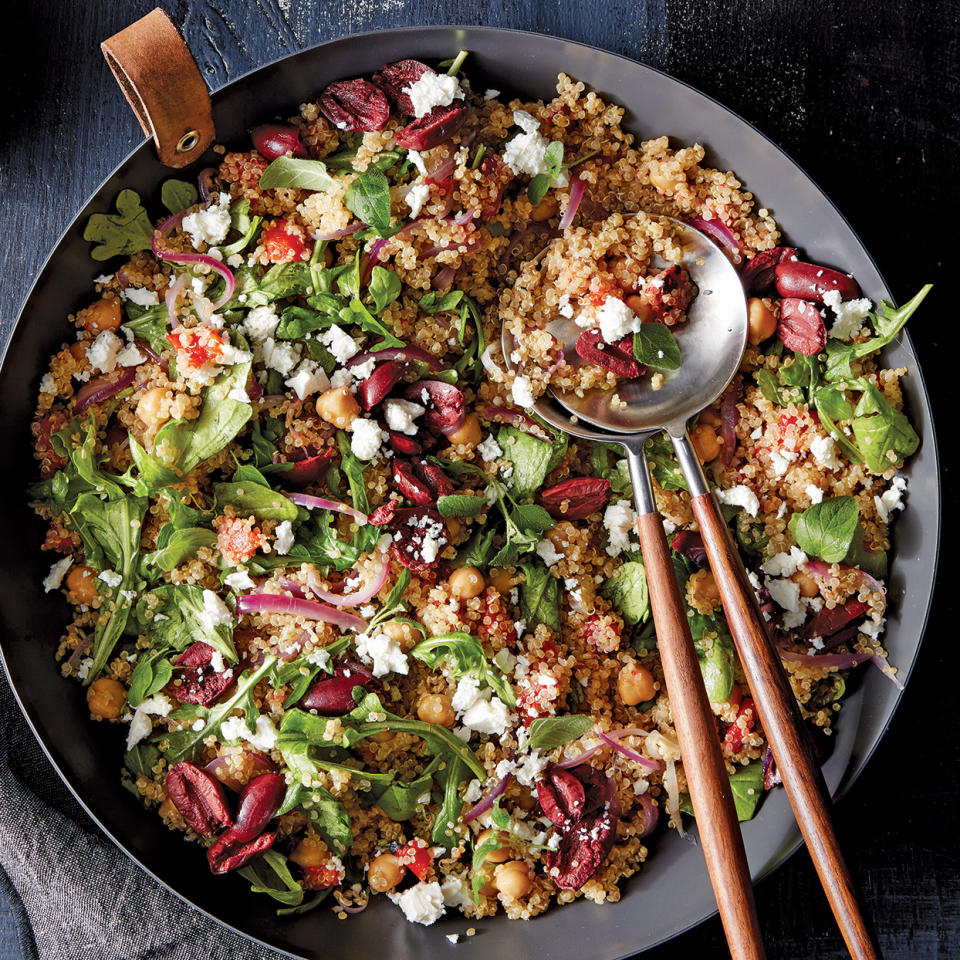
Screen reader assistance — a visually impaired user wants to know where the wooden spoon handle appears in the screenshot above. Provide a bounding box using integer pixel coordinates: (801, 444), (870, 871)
(635, 510), (766, 960)
(624, 447), (765, 959)
(686, 481), (878, 959)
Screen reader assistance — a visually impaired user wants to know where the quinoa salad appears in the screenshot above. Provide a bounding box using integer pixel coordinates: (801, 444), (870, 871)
(28, 53), (930, 927)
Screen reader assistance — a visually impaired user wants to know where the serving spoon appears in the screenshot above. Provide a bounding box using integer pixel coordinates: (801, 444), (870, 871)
(502, 218), (877, 960)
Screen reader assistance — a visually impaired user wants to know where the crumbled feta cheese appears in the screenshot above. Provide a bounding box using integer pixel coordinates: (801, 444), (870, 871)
(200, 589), (233, 631)
(182, 191), (232, 249)
(440, 875), (473, 910)
(502, 110), (570, 186)
(285, 359), (330, 400)
(98, 569), (123, 589)
(354, 630), (409, 678)
(513, 749), (549, 787)
(76, 657), (94, 681)
(511, 375), (535, 407)
(115, 343), (145, 367)
(220, 714), (278, 751)
(535, 538), (562, 566)
(405, 182), (431, 218)
(596, 296), (641, 344)
(260, 338), (300, 376)
(874, 475), (907, 523)
(226, 253), (243, 268)
(769, 449), (795, 477)
(761, 546), (808, 578)
(351, 357), (376, 381)
(274, 520), (294, 555)
(483, 88), (501, 100)
(446, 934), (460, 944)
(305, 648), (331, 670)
(806, 483), (824, 505)
(125, 694), (173, 751)
(121, 287), (160, 307)
(462, 695), (513, 735)
(329, 367), (355, 390)
(43, 556), (73, 593)
(407, 149), (428, 176)
(242, 304), (280, 342)
(384, 398), (425, 436)
(388, 881), (446, 925)
(86, 330), (124, 374)
(603, 499), (638, 557)
(514, 618), (528, 638)
(350, 419), (385, 461)
(765, 576), (802, 614)
(809, 434), (842, 471)
(403, 73), (464, 118)
(513, 110), (540, 134)
(94, 273), (114, 285)
(750, 425), (763, 440)
(716, 484), (760, 517)
(557, 293), (574, 318)
(321, 325), (360, 364)
(477, 434), (503, 462)
(224, 570), (256, 592)
(39, 372), (57, 394)
(822, 289), (873, 341)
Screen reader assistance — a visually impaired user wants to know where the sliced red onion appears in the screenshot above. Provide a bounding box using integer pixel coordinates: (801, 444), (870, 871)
(690, 216), (742, 264)
(479, 405), (553, 442)
(152, 210), (235, 308)
(235, 593), (367, 631)
(463, 773), (513, 824)
(285, 493), (368, 525)
(363, 237), (390, 283)
(779, 649), (871, 669)
(425, 152), (457, 184)
(451, 208), (477, 226)
(803, 560), (885, 596)
(556, 744), (604, 769)
(558, 175), (586, 230)
(603, 726), (651, 740)
(277, 578), (308, 599)
(197, 167), (217, 202)
(135, 339), (163, 366)
(74, 366), (136, 412)
(66, 635), (93, 672)
(869, 655), (905, 691)
(480, 344), (505, 380)
(419, 234), (482, 259)
(635, 792), (659, 838)
(596, 731), (662, 772)
(165, 272), (188, 330)
(305, 554), (389, 608)
(432, 265), (455, 291)
(312, 223), (364, 242)
(348, 346), (443, 372)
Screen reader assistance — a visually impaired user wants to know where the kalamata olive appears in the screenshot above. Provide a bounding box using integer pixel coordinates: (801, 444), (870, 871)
(358, 360), (404, 410)
(165, 761), (233, 838)
(231, 772), (286, 843)
(774, 260), (860, 303)
(372, 59), (434, 114)
(394, 104), (468, 151)
(402, 380), (465, 434)
(251, 124), (307, 160)
(207, 828), (277, 874)
(301, 662), (382, 715)
(777, 298), (827, 356)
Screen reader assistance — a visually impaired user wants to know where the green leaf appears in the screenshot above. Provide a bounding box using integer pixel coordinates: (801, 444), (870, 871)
(134, 583), (237, 665)
(601, 561), (649, 626)
(123, 743), (160, 780)
(497, 426), (554, 499)
(141, 527), (216, 576)
(518, 561), (560, 631)
(788, 496), (859, 563)
(410, 632), (516, 709)
(122, 305), (169, 355)
(369, 266), (402, 313)
(689, 614), (735, 702)
(756, 368), (802, 407)
(127, 656), (173, 708)
(643, 434), (687, 491)
(213, 480), (298, 522)
(338, 297), (404, 349)
(161, 179), (199, 214)
(527, 173), (552, 206)
(842, 524), (888, 580)
(851, 381), (920, 472)
(814, 385), (854, 421)
(632, 323), (681, 370)
(82, 189), (153, 261)
(237, 850), (305, 908)
(527, 715), (594, 751)
(344, 170), (395, 238)
(431, 756), (469, 848)
(454, 526), (497, 568)
(437, 494), (487, 518)
(259, 157), (337, 192)
(680, 759), (764, 822)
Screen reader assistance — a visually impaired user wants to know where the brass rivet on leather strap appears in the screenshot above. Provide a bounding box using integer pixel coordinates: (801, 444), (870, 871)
(176, 129), (200, 153)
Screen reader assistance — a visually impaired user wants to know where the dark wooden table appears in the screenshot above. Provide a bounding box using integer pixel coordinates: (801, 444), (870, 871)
(0, 1), (956, 957)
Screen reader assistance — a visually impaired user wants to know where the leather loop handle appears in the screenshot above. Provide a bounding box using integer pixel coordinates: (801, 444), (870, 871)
(101, 8), (215, 168)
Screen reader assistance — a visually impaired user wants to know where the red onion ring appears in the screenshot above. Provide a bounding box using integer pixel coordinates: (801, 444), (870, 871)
(802, 560), (884, 596)
(779, 649), (871, 669)
(235, 593), (367, 631)
(425, 152), (457, 184)
(285, 493), (368, 525)
(432, 265), (456, 291)
(478, 405), (553, 442)
(305, 554), (389, 608)
(165, 272), (188, 330)
(635, 792), (659, 838)
(197, 167), (217, 202)
(720, 378), (740, 466)
(690, 215), (742, 264)
(348, 346), (443, 372)
(558, 175), (586, 230)
(451, 208), (477, 226)
(419, 234), (482, 259)
(152, 210), (236, 308)
(555, 744), (605, 769)
(596, 731), (663, 772)
(463, 773), (513, 824)
(73, 366), (136, 413)
(312, 223), (364, 242)
(65, 635), (93, 672)
(277, 578), (308, 599)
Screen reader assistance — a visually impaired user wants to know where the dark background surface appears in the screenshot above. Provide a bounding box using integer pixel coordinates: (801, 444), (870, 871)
(0, 0), (956, 957)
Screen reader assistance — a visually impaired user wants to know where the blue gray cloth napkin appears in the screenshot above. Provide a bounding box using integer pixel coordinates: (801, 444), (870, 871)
(0, 677), (288, 960)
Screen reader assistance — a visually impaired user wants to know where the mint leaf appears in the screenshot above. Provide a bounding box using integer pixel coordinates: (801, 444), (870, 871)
(632, 323), (681, 370)
(344, 170), (395, 237)
(518, 561), (560, 631)
(259, 157), (337, 192)
(788, 496), (859, 563)
(437, 494), (487, 518)
(368, 266), (402, 313)
(527, 715), (593, 751)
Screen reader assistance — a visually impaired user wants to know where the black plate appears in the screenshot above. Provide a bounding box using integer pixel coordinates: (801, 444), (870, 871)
(0, 25), (940, 960)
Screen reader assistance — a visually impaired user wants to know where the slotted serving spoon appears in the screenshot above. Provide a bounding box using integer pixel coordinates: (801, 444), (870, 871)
(502, 217), (877, 960)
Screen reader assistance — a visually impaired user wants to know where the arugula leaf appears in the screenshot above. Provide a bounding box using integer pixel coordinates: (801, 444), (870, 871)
(237, 850), (306, 908)
(813, 398), (864, 465)
(601, 561), (649, 626)
(454, 526), (498, 568)
(851, 381), (920, 472)
(497, 426), (554, 499)
(632, 323), (681, 370)
(431, 756), (469, 848)
(756, 368), (802, 407)
(221, 200), (263, 257)
(410, 632), (516, 709)
(141, 527), (216, 576)
(373, 761), (439, 821)
(213, 480), (298, 522)
(680, 759), (763, 822)
(83, 189), (153, 260)
(518, 561), (560, 631)
(436, 494), (486, 518)
(123, 743), (160, 780)
(814, 385), (854, 422)
(344, 170), (395, 238)
(338, 297), (404, 349)
(788, 496), (859, 563)
(226, 262), (313, 309)
(527, 715), (594, 751)
(122, 305), (169, 355)
(162, 656), (275, 764)
(259, 157), (337, 192)
(368, 266), (402, 313)
(843, 524), (888, 580)
(161, 179), (198, 214)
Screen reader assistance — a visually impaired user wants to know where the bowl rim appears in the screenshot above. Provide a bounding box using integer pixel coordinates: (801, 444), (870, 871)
(0, 22), (941, 959)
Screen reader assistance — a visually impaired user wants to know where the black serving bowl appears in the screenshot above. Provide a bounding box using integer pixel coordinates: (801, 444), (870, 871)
(0, 25), (940, 960)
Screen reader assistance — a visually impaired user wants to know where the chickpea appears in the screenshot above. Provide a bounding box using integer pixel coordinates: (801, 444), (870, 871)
(83, 298), (123, 335)
(158, 796), (179, 820)
(136, 386), (173, 428)
(649, 168), (678, 195)
(417, 693), (456, 728)
(689, 569), (721, 611)
(315, 387), (360, 429)
(546, 521), (577, 551)
(86, 677), (126, 718)
(494, 860), (533, 899)
(698, 407), (722, 427)
(793, 570), (820, 598)
(381, 620), (418, 652)
(449, 565), (486, 599)
(66, 564), (99, 605)
(690, 423), (721, 463)
(368, 853), (405, 893)
(445, 517), (463, 541)
(530, 194), (559, 222)
(475, 828), (512, 864)
(445, 413), (482, 448)
(624, 294), (654, 323)
(617, 660), (656, 706)
(747, 297), (778, 345)
(488, 567), (514, 596)
(290, 835), (329, 869)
